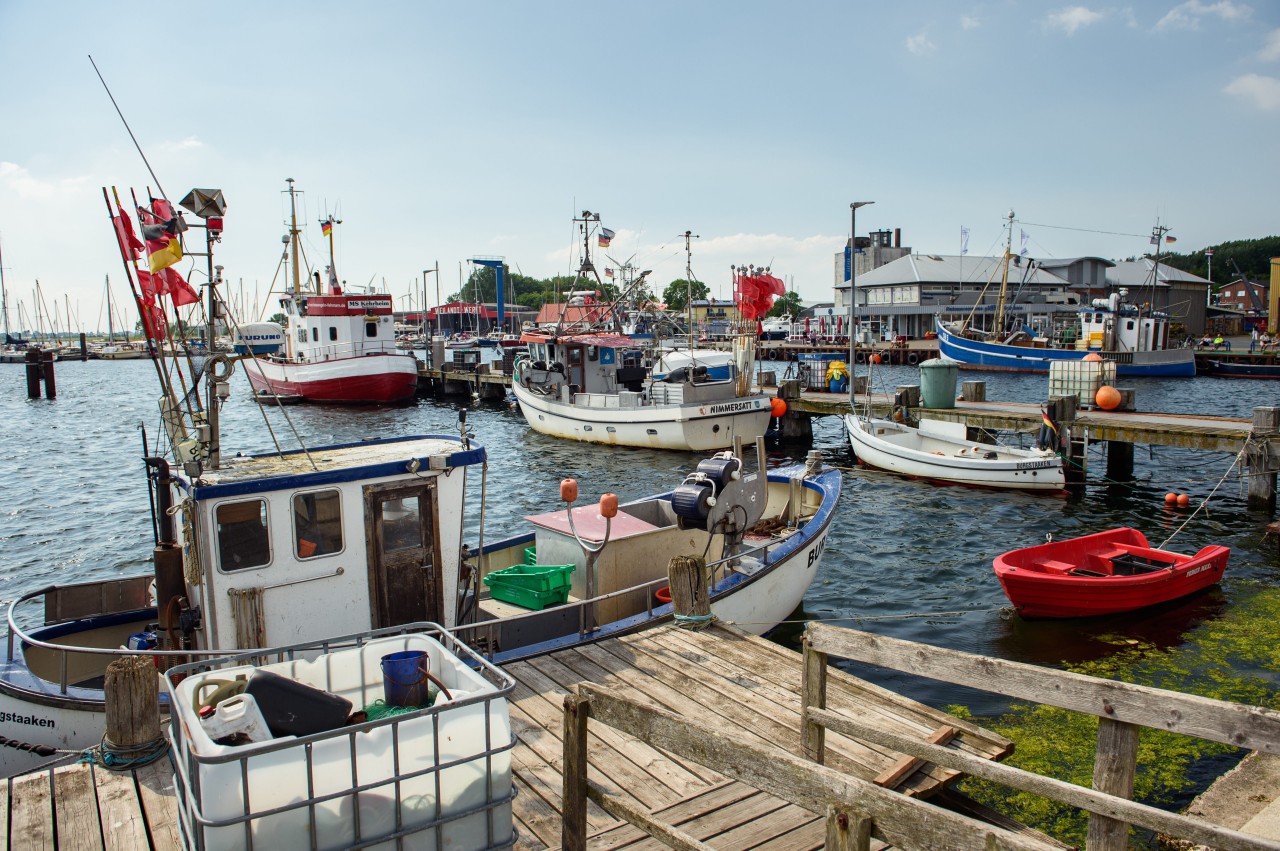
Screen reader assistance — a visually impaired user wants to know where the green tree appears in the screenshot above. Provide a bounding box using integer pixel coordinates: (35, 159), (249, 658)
(769, 291), (803, 318)
(269, 313), (286, 325)
(1155, 235), (1280, 297)
(662, 279), (709, 312)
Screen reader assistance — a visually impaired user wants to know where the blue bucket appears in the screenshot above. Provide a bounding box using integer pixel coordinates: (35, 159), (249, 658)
(380, 650), (430, 708)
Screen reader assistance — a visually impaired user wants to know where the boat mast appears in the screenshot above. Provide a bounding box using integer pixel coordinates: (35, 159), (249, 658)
(683, 230), (699, 350)
(0, 234), (9, 342)
(992, 209), (1014, 340)
(1147, 222), (1169, 353)
(105, 275), (114, 343)
(321, 212), (340, 292)
(286, 179), (305, 295)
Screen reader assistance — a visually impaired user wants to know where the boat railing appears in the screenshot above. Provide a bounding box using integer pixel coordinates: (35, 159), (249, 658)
(267, 339), (405, 363)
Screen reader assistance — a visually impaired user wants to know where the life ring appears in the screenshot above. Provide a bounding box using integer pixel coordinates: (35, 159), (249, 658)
(207, 354), (234, 382)
(906, 352), (920, 365)
(855, 351), (867, 364)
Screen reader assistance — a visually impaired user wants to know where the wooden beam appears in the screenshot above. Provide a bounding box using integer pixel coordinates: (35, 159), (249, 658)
(578, 682), (1061, 851)
(826, 803), (873, 851)
(10, 770), (54, 851)
(586, 783), (718, 851)
(805, 623), (1280, 753)
(873, 726), (957, 789)
(801, 637), (828, 764)
(93, 764), (148, 851)
(1086, 718), (1140, 851)
(52, 765), (103, 851)
(807, 706), (1280, 851)
(561, 691), (590, 851)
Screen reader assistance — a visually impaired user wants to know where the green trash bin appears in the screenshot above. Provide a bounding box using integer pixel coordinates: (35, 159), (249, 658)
(919, 357), (958, 409)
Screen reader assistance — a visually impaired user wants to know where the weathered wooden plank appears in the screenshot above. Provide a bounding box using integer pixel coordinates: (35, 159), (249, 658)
(802, 638), (827, 763)
(10, 770), (54, 851)
(523, 648), (715, 794)
(562, 693), (590, 851)
(93, 765), (148, 851)
(752, 815), (841, 851)
(872, 725), (957, 790)
(1, 777), (10, 851)
(507, 659), (678, 809)
(52, 764), (103, 851)
(508, 714), (616, 836)
(133, 760), (180, 851)
(805, 623), (1280, 752)
(586, 786), (716, 851)
(579, 683), (1061, 851)
(587, 782), (759, 850)
(1086, 718), (1140, 851)
(808, 705), (1280, 851)
(601, 788), (794, 851)
(827, 803), (873, 851)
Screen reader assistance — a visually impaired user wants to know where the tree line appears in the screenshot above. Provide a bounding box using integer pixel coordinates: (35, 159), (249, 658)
(1156, 235), (1279, 290)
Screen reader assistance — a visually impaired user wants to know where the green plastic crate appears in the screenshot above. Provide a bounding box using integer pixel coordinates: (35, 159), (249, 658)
(484, 562), (575, 610)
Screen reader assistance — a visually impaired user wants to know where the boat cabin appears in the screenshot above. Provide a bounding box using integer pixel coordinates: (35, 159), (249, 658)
(274, 277), (401, 364)
(520, 333), (650, 394)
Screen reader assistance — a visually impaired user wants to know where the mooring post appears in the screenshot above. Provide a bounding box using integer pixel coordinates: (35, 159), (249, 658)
(103, 655), (161, 757)
(25, 348), (42, 399)
(777, 378), (811, 440)
(561, 691), (590, 851)
(1105, 389), (1136, 483)
(41, 349), (56, 399)
(78, 332), (88, 360)
(1050, 394), (1085, 488)
(666, 555), (711, 629)
(960, 380), (986, 402)
(894, 384), (921, 409)
(1247, 406), (1280, 510)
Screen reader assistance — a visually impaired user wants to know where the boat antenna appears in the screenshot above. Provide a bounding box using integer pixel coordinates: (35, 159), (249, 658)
(89, 56), (169, 204)
(683, 230), (699, 351)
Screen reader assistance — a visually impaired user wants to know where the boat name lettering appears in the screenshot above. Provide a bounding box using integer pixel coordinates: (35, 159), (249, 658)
(1186, 564), (1211, 577)
(347, 299), (392, 311)
(708, 401), (759, 415)
(0, 710), (55, 728)
(1015, 460), (1056, 470)
(807, 537), (827, 568)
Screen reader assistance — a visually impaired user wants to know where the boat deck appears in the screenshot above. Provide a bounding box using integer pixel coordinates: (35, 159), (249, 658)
(2, 624), (1014, 850)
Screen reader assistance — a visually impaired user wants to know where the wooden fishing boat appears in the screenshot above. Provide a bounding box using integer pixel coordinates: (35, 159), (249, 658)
(993, 527), (1230, 618)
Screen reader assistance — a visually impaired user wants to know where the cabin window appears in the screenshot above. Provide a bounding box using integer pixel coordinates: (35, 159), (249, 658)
(381, 496), (423, 552)
(587, 346), (598, 361)
(366, 321), (378, 338)
(215, 499), (271, 571)
(1125, 319), (1135, 331)
(569, 349), (583, 367)
(311, 328), (319, 342)
(297, 329), (307, 345)
(293, 489), (343, 559)
(329, 327), (338, 341)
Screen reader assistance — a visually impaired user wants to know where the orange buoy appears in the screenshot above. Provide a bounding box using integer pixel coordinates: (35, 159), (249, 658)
(560, 478), (579, 503)
(770, 397), (787, 417)
(1177, 493), (1191, 507)
(1095, 385), (1122, 410)
(871, 354), (882, 365)
(599, 493), (619, 518)
(1083, 353), (1104, 362)
(1164, 492), (1178, 505)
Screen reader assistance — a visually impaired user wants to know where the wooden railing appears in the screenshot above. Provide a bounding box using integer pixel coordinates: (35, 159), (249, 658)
(800, 623), (1280, 851)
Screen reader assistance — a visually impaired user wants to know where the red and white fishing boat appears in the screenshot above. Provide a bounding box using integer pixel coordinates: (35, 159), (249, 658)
(993, 527), (1230, 618)
(241, 180), (418, 404)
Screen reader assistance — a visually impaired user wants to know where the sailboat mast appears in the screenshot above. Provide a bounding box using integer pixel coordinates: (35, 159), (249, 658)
(992, 209), (1014, 339)
(0, 234), (8, 341)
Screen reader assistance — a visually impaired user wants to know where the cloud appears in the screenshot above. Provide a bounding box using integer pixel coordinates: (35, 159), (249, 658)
(1224, 73), (1280, 110)
(1156, 1), (1251, 31)
(1260, 28), (1280, 61)
(905, 32), (936, 55)
(1044, 6), (1105, 35)
(961, 15), (980, 30)
(0, 162), (90, 201)
(156, 136), (205, 154)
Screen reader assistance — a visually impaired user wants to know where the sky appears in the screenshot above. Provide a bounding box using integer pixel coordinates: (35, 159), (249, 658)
(1, 1), (1277, 333)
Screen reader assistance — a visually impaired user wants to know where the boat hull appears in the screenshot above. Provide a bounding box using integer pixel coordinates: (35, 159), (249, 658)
(935, 320), (1196, 378)
(511, 381), (773, 451)
(993, 527), (1229, 618)
(243, 353), (419, 403)
(1203, 359), (1280, 379)
(844, 414), (1064, 490)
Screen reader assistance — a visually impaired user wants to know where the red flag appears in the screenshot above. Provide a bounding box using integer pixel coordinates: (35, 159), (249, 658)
(135, 295), (167, 341)
(162, 267), (200, 306)
(734, 272), (786, 320)
(139, 200), (183, 273)
(136, 270), (159, 305)
(112, 204), (145, 261)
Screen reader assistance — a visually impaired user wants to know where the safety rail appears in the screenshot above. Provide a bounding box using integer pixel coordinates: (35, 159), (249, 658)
(800, 622), (1280, 851)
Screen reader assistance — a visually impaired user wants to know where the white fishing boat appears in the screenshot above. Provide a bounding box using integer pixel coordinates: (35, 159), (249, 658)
(0, 182), (841, 777)
(240, 180), (419, 404)
(510, 216), (775, 451)
(844, 413), (1065, 490)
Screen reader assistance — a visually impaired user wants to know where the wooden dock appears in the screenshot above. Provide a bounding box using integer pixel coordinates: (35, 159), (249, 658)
(1, 624), (1017, 850)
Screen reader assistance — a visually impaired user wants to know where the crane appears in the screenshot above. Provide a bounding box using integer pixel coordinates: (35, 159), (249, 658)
(1229, 258), (1266, 314)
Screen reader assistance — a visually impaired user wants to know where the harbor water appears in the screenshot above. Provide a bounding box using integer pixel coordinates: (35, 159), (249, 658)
(2, 358), (1278, 721)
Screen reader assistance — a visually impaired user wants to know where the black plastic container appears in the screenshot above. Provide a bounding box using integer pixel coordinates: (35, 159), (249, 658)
(245, 669), (353, 737)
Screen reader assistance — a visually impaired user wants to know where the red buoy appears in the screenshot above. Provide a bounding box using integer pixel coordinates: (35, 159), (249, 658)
(770, 397), (787, 417)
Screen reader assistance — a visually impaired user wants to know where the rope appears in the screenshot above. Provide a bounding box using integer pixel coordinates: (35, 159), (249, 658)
(715, 606), (1010, 628)
(673, 613), (715, 626)
(175, 498), (202, 586)
(1158, 442), (1248, 550)
(79, 733), (169, 771)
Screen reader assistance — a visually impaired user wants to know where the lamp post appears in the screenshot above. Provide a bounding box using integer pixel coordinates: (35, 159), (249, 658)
(423, 263), (439, 336)
(847, 201), (874, 406)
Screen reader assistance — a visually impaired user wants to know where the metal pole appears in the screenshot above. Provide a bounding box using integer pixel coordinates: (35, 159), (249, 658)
(847, 202), (874, 407)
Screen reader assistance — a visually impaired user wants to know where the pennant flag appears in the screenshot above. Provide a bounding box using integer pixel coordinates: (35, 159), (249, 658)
(960, 226), (970, 256)
(1019, 229), (1030, 257)
(135, 294), (167, 341)
(162, 267), (200, 306)
(112, 204), (145, 261)
(733, 270), (786, 320)
(598, 227), (615, 248)
(1165, 235), (1177, 244)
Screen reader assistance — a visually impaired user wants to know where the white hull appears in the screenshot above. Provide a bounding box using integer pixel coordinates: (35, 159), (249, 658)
(845, 414), (1065, 490)
(0, 691), (122, 776)
(708, 523), (829, 634)
(512, 381), (772, 451)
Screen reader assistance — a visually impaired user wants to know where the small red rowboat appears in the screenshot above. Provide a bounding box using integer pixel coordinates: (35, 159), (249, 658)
(993, 527), (1230, 618)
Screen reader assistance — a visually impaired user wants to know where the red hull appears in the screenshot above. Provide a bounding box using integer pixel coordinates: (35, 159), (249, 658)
(993, 527), (1229, 618)
(245, 361), (418, 404)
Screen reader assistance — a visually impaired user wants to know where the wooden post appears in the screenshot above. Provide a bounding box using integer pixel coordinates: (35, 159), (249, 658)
(777, 379), (811, 440)
(960, 380), (986, 402)
(801, 636), (828, 764)
(103, 655), (161, 753)
(894, 384), (921, 408)
(825, 804), (872, 851)
(25, 348), (42, 399)
(1104, 389), (1136, 482)
(1086, 717), (1139, 851)
(41, 349), (56, 399)
(851, 375), (868, 395)
(79, 332), (88, 360)
(1050, 394), (1085, 488)
(561, 692), (590, 851)
(1248, 406), (1279, 509)
(666, 555), (711, 629)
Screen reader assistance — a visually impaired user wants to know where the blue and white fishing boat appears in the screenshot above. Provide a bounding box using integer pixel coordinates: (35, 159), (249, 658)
(0, 183), (840, 777)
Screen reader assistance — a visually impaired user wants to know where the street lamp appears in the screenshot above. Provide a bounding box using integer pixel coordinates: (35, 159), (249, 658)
(423, 264), (439, 337)
(848, 201), (875, 406)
